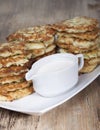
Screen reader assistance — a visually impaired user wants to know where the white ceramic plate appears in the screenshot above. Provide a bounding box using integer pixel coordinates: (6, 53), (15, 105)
(0, 66), (100, 115)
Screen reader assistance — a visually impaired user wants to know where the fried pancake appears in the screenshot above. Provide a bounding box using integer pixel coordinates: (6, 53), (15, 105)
(27, 44), (56, 58)
(45, 49), (56, 56)
(56, 42), (98, 53)
(0, 65), (28, 78)
(45, 44), (56, 53)
(43, 36), (55, 47)
(25, 42), (45, 50)
(0, 42), (26, 49)
(17, 25), (55, 36)
(29, 49), (45, 57)
(56, 34), (100, 49)
(79, 57), (100, 73)
(0, 42), (26, 58)
(0, 72), (25, 84)
(7, 25), (55, 43)
(52, 16), (99, 33)
(0, 81), (32, 94)
(0, 54), (32, 68)
(0, 86), (34, 101)
(85, 57), (100, 65)
(9, 36), (54, 51)
(57, 48), (69, 53)
(80, 63), (97, 73)
(34, 49), (56, 61)
(83, 49), (100, 59)
(58, 48), (100, 59)
(57, 28), (100, 40)
(24, 36), (54, 48)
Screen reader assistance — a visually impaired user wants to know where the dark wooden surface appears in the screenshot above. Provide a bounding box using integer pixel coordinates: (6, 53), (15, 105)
(0, 0), (100, 130)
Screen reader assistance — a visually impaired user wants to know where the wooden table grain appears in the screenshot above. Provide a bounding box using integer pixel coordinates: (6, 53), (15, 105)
(0, 0), (100, 130)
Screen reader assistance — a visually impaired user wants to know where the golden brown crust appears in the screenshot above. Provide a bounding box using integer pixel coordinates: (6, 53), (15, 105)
(0, 42), (24, 49)
(33, 49), (56, 61)
(80, 57), (100, 73)
(83, 49), (100, 59)
(25, 42), (45, 50)
(0, 65), (28, 78)
(52, 16), (99, 33)
(0, 54), (31, 68)
(0, 81), (32, 94)
(7, 25), (55, 43)
(56, 35), (100, 49)
(57, 28), (100, 40)
(85, 57), (100, 65)
(29, 49), (45, 57)
(0, 42), (27, 58)
(56, 42), (98, 53)
(46, 49), (56, 56)
(0, 72), (26, 84)
(45, 44), (56, 53)
(26, 44), (56, 58)
(0, 86), (34, 101)
(80, 63), (97, 73)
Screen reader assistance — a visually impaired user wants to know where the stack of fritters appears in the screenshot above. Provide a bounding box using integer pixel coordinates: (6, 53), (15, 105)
(0, 42), (34, 101)
(7, 25), (56, 61)
(52, 16), (100, 73)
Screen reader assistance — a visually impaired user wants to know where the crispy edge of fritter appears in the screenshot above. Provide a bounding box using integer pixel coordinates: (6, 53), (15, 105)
(0, 86), (34, 101)
(0, 81), (32, 94)
(0, 53), (32, 68)
(52, 16), (99, 33)
(0, 72), (26, 85)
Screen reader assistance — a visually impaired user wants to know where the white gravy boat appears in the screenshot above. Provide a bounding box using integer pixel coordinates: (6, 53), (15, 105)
(25, 53), (84, 97)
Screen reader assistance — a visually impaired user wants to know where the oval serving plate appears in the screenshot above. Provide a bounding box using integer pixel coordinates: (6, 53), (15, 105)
(0, 66), (100, 115)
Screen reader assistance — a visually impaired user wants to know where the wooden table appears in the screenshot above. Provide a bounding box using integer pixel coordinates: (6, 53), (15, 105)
(0, 0), (100, 130)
